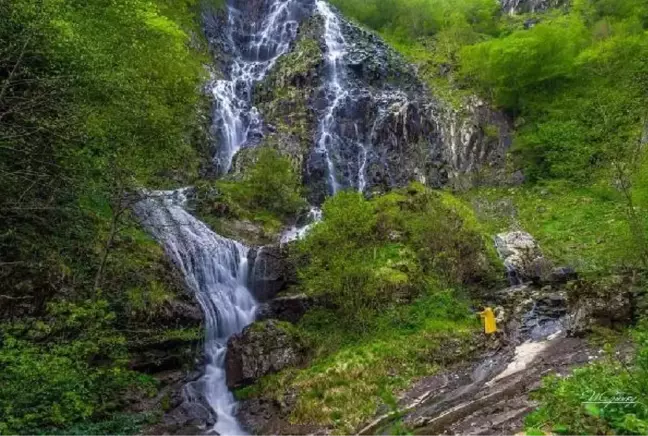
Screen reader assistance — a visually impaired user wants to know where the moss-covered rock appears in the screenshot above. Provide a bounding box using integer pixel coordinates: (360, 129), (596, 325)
(225, 320), (308, 388)
(251, 16), (325, 178)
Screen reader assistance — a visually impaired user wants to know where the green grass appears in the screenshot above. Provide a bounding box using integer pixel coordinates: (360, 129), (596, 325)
(525, 324), (648, 435)
(239, 290), (479, 433)
(464, 181), (637, 275)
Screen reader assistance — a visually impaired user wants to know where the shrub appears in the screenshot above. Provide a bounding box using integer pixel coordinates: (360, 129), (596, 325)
(199, 148), (306, 231)
(0, 300), (152, 434)
(295, 186), (500, 328)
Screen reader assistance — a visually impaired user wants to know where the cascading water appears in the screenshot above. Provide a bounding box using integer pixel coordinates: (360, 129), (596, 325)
(312, 3), (416, 195)
(314, 0), (349, 194)
(211, 0), (304, 173)
(135, 190), (256, 435)
(280, 207), (323, 244)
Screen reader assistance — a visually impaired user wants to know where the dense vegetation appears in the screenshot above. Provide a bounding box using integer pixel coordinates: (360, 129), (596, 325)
(0, 0), (212, 433)
(295, 185), (500, 327)
(196, 148), (307, 242)
(526, 324), (648, 435)
(2, 0), (648, 434)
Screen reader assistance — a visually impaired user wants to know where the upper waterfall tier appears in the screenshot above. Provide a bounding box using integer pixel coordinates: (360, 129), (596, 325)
(241, 1), (512, 203)
(208, 0), (313, 174)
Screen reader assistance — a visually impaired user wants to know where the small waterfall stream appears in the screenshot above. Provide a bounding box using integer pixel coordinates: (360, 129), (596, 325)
(135, 190), (257, 435)
(211, 0), (303, 173)
(314, 0), (350, 194)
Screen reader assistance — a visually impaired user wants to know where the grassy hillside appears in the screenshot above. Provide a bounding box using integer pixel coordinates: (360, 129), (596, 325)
(236, 185), (501, 432)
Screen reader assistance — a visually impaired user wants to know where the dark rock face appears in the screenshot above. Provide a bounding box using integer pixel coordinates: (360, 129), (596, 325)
(226, 320), (306, 388)
(145, 373), (218, 435)
(246, 5), (512, 204)
(256, 293), (314, 323)
(567, 280), (634, 336)
(124, 263), (207, 435)
(249, 245), (295, 301)
(304, 12), (512, 201)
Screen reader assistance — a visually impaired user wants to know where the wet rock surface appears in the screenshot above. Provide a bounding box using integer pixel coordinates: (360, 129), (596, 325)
(495, 231), (554, 285)
(358, 269), (636, 435)
(144, 370), (218, 435)
(226, 320), (307, 388)
(249, 245), (296, 301)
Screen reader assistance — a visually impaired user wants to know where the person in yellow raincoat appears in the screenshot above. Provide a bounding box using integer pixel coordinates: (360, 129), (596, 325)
(479, 307), (497, 334)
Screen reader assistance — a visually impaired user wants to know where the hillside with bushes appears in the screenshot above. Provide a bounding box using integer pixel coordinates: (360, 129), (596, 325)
(1, 0), (647, 435)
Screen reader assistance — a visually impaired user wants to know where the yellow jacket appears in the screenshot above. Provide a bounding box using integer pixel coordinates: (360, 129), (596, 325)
(479, 307), (497, 334)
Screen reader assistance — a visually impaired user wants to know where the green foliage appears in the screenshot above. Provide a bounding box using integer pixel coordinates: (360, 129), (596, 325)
(465, 181), (646, 275)
(295, 185), (500, 329)
(460, 16), (588, 109)
(0, 300), (156, 435)
(330, 0), (498, 43)
(526, 323), (648, 435)
(0, 0), (207, 302)
(0, 0), (207, 432)
(49, 413), (157, 436)
(197, 148), (307, 237)
(244, 291), (479, 432)
(234, 186), (496, 431)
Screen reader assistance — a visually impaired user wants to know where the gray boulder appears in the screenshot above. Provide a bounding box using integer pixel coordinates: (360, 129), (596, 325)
(495, 231), (552, 285)
(248, 245), (296, 301)
(256, 294), (314, 324)
(226, 320), (307, 388)
(567, 287), (633, 336)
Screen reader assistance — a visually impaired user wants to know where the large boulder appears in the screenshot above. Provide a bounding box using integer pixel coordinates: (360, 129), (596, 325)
(256, 294), (314, 324)
(226, 320), (307, 388)
(567, 278), (634, 336)
(248, 245), (296, 301)
(495, 231), (552, 285)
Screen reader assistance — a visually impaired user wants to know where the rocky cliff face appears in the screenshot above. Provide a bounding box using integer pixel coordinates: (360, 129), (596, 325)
(205, 0), (513, 206)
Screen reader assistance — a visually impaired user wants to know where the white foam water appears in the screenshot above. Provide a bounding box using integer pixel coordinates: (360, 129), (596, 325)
(314, 0), (349, 194)
(135, 190), (256, 435)
(212, 0), (302, 173)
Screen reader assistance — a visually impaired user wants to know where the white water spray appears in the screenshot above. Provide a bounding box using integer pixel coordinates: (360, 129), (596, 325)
(315, 0), (349, 194)
(212, 0), (301, 173)
(280, 207), (323, 244)
(135, 190), (256, 435)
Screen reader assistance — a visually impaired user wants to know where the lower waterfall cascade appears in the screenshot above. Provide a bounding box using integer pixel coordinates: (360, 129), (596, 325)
(135, 190), (257, 435)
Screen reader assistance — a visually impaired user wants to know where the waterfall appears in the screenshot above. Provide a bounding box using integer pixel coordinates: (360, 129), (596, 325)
(314, 0), (349, 194)
(211, 0), (303, 173)
(280, 207), (323, 244)
(135, 190), (257, 435)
